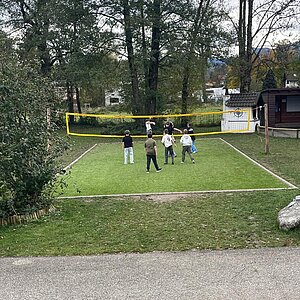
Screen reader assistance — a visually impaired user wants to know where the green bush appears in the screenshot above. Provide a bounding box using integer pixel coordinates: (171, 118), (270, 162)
(77, 116), (99, 126)
(0, 50), (66, 218)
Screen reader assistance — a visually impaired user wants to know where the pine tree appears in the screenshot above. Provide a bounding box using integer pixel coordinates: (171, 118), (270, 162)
(262, 69), (277, 90)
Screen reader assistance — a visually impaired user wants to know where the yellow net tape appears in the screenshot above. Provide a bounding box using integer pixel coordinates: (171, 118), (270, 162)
(66, 110), (251, 138)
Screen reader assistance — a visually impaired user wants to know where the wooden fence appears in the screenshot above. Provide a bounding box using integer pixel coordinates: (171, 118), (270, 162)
(0, 206), (55, 226)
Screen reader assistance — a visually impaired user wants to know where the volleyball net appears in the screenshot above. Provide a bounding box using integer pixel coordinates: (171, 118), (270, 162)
(65, 109), (251, 138)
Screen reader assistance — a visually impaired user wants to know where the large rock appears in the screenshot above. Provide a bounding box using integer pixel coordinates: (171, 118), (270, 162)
(278, 195), (300, 230)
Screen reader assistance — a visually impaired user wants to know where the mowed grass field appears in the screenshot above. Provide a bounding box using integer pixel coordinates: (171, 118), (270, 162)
(61, 138), (288, 197)
(1, 133), (300, 257)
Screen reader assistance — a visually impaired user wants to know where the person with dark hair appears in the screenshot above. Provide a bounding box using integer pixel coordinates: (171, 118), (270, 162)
(163, 120), (182, 158)
(122, 130), (134, 164)
(180, 129), (195, 164)
(164, 120), (182, 135)
(187, 122), (198, 153)
(145, 133), (162, 173)
(161, 128), (175, 164)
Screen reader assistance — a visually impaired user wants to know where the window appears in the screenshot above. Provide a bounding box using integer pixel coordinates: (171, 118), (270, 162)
(253, 107), (257, 119)
(110, 97), (120, 104)
(286, 96), (300, 112)
(275, 98), (281, 113)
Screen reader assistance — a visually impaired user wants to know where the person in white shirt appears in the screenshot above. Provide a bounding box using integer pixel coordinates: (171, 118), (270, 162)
(163, 120), (181, 157)
(161, 129), (175, 164)
(145, 119), (155, 134)
(180, 129), (195, 164)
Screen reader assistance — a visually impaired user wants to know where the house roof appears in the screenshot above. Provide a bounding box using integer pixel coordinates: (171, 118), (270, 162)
(225, 92), (259, 107)
(284, 73), (298, 81)
(260, 87), (300, 94)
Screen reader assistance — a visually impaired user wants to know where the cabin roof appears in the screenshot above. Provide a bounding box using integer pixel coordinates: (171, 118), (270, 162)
(225, 92), (259, 107)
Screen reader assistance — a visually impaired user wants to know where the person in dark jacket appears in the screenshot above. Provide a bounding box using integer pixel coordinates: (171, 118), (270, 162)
(122, 130), (134, 164)
(187, 122), (198, 153)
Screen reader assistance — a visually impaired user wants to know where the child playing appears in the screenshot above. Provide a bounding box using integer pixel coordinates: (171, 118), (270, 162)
(163, 120), (182, 135)
(163, 120), (181, 157)
(161, 129), (175, 164)
(145, 119), (156, 134)
(180, 129), (195, 164)
(122, 130), (134, 164)
(187, 122), (198, 153)
(145, 133), (162, 173)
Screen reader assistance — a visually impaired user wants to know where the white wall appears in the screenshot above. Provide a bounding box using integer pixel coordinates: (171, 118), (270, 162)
(221, 100), (259, 133)
(105, 90), (124, 106)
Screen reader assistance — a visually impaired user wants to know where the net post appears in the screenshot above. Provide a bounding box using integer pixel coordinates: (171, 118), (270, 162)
(264, 104), (269, 154)
(247, 108), (251, 131)
(65, 113), (70, 135)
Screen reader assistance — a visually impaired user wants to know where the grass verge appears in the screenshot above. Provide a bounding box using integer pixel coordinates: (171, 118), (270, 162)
(0, 190), (299, 256)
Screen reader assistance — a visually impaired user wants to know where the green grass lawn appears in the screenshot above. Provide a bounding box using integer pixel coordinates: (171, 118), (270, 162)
(0, 190), (300, 256)
(61, 138), (288, 197)
(0, 133), (299, 257)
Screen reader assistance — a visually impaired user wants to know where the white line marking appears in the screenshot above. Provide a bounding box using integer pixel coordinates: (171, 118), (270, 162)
(57, 187), (296, 199)
(63, 144), (98, 171)
(58, 138), (297, 199)
(219, 138), (298, 189)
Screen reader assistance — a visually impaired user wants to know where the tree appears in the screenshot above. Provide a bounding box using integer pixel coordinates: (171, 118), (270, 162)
(89, 0), (232, 115)
(119, 0), (163, 115)
(180, 1), (204, 116)
(233, 0), (300, 92)
(262, 69), (277, 89)
(177, 0), (231, 116)
(121, 0), (143, 115)
(0, 0), (104, 120)
(0, 0), (57, 76)
(273, 40), (300, 83)
(0, 34), (66, 218)
(145, 0), (162, 115)
(74, 53), (122, 108)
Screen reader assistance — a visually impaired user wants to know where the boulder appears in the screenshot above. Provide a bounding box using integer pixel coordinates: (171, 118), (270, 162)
(278, 195), (300, 230)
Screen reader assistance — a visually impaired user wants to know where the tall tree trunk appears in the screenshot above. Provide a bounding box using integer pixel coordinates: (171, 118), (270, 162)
(181, 66), (190, 115)
(238, 0), (246, 92)
(122, 0), (142, 115)
(200, 54), (208, 103)
(67, 82), (74, 123)
(139, 0), (149, 95)
(245, 0), (254, 92)
(39, 41), (52, 76)
(181, 0), (207, 118)
(238, 0), (253, 92)
(18, 0), (53, 77)
(145, 0), (161, 115)
(38, 15), (52, 76)
(75, 87), (82, 114)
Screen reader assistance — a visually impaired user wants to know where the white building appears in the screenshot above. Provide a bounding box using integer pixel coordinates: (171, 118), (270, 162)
(221, 92), (260, 133)
(284, 73), (299, 88)
(105, 89), (124, 106)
